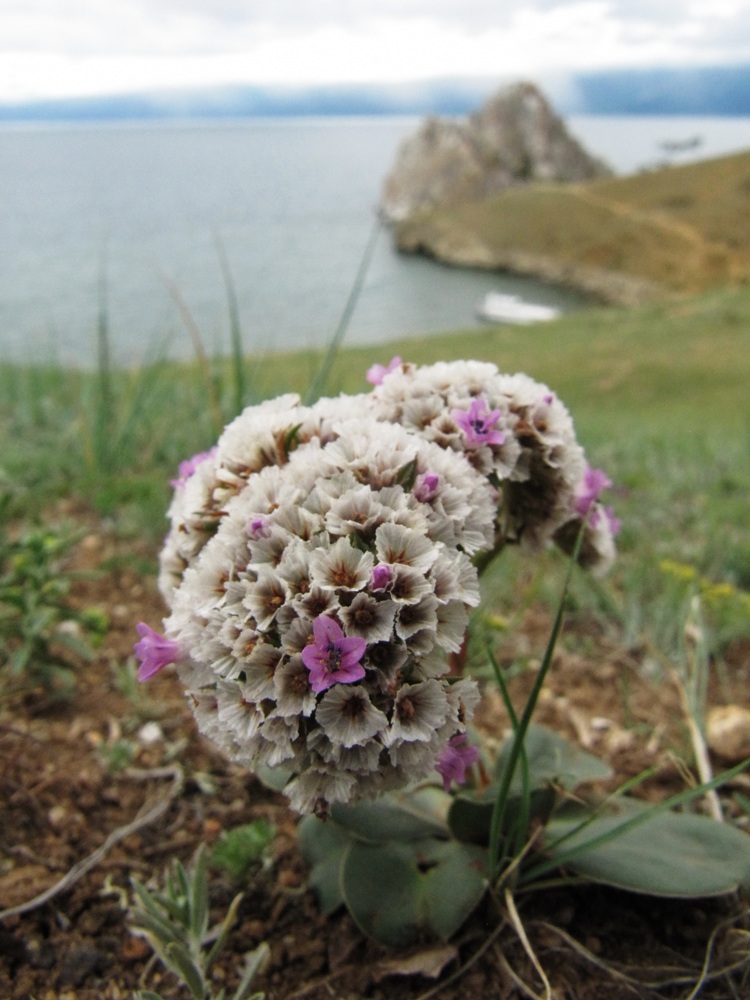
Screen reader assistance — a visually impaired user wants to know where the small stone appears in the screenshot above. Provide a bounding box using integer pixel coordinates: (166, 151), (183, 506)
(25, 935), (57, 969)
(137, 721), (163, 745)
(47, 805), (72, 831)
(278, 868), (302, 888)
(57, 620), (82, 638)
(121, 936), (151, 961)
(707, 705), (750, 762)
(203, 817), (222, 839)
(58, 944), (104, 987)
(245, 919), (265, 940)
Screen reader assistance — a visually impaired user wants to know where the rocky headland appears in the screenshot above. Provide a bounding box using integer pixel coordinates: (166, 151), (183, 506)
(378, 82), (647, 304)
(380, 81), (610, 223)
(379, 83), (749, 306)
(378, 82), (671, 305)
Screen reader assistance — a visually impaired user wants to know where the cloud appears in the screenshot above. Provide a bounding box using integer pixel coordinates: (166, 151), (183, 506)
(1, 0), (750, 102)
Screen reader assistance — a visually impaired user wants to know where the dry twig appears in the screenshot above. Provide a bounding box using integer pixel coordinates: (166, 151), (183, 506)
(0, 764), (184, 921)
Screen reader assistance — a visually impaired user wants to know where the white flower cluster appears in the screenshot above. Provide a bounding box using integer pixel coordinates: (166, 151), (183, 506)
(154, 360), (617, 814)
(371, 360), (616, 570)
(158, 392), (374, 601)
(164, 418), (490, 814)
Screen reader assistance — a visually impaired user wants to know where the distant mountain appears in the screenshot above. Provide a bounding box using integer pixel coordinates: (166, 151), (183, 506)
(1, 64), (750, 124)
(568, 64), (750, 116)
(0, 79), (498, 123)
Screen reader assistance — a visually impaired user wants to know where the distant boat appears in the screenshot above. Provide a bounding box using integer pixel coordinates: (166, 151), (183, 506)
(659, 135), (704, 154)
(476, 292), (561, 325)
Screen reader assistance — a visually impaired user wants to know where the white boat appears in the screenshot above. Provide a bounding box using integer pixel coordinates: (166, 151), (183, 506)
(476, 292), (561, 325)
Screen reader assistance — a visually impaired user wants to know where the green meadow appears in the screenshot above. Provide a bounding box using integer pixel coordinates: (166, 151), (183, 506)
(2, 280), (749, 662)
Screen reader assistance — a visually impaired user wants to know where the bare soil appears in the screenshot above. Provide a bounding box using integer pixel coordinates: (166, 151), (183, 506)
(2, 519), (750, 1000)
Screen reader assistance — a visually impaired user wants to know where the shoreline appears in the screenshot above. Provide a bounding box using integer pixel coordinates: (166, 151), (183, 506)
(392, 231), (664, 307)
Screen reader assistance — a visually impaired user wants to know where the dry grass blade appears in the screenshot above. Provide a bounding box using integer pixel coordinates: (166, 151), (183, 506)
(504, 889), (552, 1000)
(495, 951), (558, 1000)
(534, 920), (689, 992)
(534, 911), (750, 997)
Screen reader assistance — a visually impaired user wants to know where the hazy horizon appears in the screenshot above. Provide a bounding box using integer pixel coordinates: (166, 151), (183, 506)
(3, 0), (750, 106)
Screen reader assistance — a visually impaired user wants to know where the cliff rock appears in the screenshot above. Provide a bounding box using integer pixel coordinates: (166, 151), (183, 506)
(380, 81), (611, 222)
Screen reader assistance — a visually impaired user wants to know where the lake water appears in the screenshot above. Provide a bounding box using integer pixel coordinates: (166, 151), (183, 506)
(1, 114), (749, 367)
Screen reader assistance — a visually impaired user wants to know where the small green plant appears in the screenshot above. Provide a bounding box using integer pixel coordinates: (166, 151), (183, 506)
(210, 821), (275, 884)
(0, 498), (108, 696)
(129, 845), (269, 1000)
(99, 737), (138, 774)
(111, 656), (168, 723)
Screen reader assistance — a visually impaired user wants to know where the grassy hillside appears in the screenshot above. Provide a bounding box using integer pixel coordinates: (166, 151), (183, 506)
(395, 150), (750, 302)
(1, 280), (749, 671)
(2, 283), (748, 545)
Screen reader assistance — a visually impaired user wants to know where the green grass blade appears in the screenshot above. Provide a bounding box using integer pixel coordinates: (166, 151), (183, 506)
(488, 526), (585, 880)
(486, 644), (531, 862)
(214, 231), (247, 416)
(304, 214), (381, 404)
(189, 845), (209, 942)
(522, 756), (750, 884)
(519, 765), (658, 881)
(160, 269), (224, 435)
(93, 257), (115, 473)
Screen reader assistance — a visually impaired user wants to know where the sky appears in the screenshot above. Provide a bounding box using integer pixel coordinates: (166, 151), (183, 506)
(2, 0), (750, 105)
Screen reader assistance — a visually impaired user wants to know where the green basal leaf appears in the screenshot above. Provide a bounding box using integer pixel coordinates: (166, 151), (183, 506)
(421, 840), (488, 941)
(149, 887), (187, 926)
(130, 882), (182, 945)
(495, 724), (612, 793)
(342, 840), (423, 946)
(130, 878), (162, 917)
(297, 814), (346, 867)
(341, 837), (487, 946)
(540, 800), (750, 897)
(329, 786), (449, 842)
(449, 786), (556, 847)
(449, 725), (605, 851)
(10, 644), (32, 674)
(297, 814), (350, 915)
